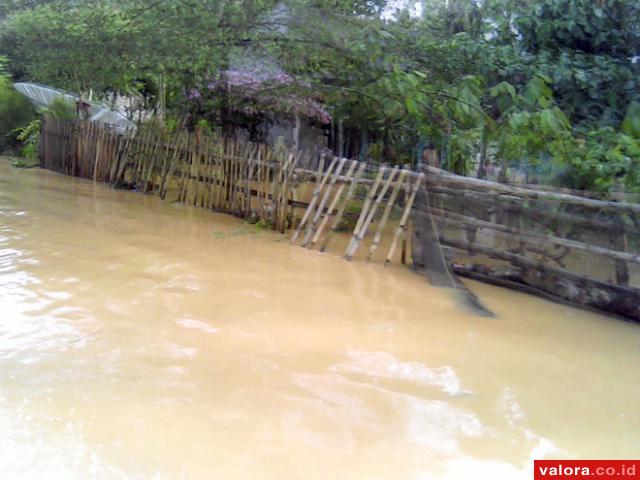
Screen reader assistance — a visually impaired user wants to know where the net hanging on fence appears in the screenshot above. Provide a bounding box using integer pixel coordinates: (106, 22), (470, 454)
(14, 82), (135, 133)
(416, 166), (640, 320)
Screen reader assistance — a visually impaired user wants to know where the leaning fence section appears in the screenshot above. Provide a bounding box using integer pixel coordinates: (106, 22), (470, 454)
(414, 166), (640, 321)
(290, 159), (424, 265)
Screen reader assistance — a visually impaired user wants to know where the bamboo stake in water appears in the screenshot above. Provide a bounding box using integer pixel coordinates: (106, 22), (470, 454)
(198, 137), (207, 207)
(320, 161), (367, 253)
(245, 146), (257, 216)
(108, 131), (121, 183)
(216, 141), (225, 210)
(160, 132), (184, 199)
(283, 151), (301, 232)
(222, 140), (230, 211)
(234, 140), (243, 213)
(142, 127), (161, 190)
(385, 172), (424, 266)
(278, 152), (299, 232)
(259, 148), (271, 222)
(136, 127), (153, 186)
(206, 136), (215, 209)
(345, 166), (398, 260)
(367, 168), (409, 262)
(143, 135), (160, 192)
(269, 150), (280, 228)
(310, 159), (358, 249)
(256, 150), (264, 219)
(272, 153), (285, 230)
(291, 156), (337, 243)
(302, 157), (347, 247)
(134, 128), (151, 185)
(227, 140), (235, 212)
(92, 125), (101, 181)
(156, 131), (172, 196)
(344, 166), (386, 259)
(315, 153), (325, 191)
(272, 151), (286, 230)
(178, 134), (191, 203)
(190, 136), (200, 205)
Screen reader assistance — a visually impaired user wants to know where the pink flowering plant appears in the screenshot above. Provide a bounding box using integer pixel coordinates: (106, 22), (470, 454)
(185, 69), (331, 140)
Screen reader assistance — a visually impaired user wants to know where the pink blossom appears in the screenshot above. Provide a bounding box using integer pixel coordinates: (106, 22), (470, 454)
(189, 69), (332, 124)
(186, 89), (201, 100)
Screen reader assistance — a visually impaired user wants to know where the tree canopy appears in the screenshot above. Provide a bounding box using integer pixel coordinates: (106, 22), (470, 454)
(1, 0), (639, 192)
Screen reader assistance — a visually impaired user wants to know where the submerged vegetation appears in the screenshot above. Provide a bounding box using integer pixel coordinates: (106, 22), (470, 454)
(0, 0), (639, 193)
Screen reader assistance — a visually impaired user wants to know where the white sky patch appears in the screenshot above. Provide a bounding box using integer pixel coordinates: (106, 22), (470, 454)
(382, 0), (423, 20)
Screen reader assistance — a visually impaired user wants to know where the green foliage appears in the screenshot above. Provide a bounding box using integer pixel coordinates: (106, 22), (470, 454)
(0, 55), (7, 77)
(12, 118), (41, 160)
(1, 0), (639, 192)
(12, 158), (38, 168)
(254, 218), (273, 230)
(20, 142), (37, 160)
(163, 116), (179, 132)
(13, 118), (40, 144)
(487, 0), (640, 129)
(0, 77), (36, 152)
(621, 103), (640, 139)
(45, 97), (76, 120)
(554, 129), (640, 192)
(196, 118), (212, 134)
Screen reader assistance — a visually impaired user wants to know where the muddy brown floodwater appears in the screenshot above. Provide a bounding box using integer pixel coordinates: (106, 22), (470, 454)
(0, 159), (639, 479)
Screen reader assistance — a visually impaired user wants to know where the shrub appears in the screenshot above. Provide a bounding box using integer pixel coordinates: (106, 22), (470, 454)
(13, 118), (41, 161)
(19, 143), (37, 161)
(0, 77), (37, 153)
(44, 97), (76, 120)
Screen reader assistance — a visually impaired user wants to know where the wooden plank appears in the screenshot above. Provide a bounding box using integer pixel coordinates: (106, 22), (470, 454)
(430, 207), (640, 264)
(424, 165), (640, 215)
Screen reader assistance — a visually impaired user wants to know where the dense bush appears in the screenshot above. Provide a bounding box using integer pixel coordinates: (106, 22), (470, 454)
(44, 96), (76, 120)
(0, 77), (36, 153)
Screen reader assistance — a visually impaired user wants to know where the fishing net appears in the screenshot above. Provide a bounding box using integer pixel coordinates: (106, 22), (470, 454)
(416, 166), (640, 320)
(13, 82), (134, 133)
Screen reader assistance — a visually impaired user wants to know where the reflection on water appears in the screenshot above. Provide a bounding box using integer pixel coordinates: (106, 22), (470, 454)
(0, 159), (639, 479)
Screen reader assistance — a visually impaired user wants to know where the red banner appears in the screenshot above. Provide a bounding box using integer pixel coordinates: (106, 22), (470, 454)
(534, 460), (639, 479)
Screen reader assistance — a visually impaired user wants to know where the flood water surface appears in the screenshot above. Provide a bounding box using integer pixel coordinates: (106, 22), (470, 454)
(1, 159), (639, 479)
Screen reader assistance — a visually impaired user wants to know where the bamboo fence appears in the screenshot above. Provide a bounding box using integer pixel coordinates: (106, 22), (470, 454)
(39, 118), (640, 320)
(41, 119), (300, 232)
(40, 119), (421, 263)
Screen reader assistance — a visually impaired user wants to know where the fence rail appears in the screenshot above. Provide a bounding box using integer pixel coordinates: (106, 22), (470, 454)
(414, 166), (640, 321)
